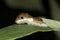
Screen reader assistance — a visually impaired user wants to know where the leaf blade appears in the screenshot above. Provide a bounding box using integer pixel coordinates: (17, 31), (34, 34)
(0, 24), (52, 40)
(42, 18), (60, 31)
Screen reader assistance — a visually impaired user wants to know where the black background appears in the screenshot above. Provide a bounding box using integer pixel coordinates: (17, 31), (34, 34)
(0, 0), (59, 40)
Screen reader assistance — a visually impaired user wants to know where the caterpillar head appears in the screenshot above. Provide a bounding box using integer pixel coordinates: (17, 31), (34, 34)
(15, 12), (32, 24)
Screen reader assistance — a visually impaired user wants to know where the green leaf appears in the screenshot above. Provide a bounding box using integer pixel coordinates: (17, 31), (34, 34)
(42, 18), (60, 31)
(0, 24), (52, 40)
(0, 18), (60, 40)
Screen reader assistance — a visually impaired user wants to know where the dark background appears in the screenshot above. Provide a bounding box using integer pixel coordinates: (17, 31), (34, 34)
(0, 0), (60, 40)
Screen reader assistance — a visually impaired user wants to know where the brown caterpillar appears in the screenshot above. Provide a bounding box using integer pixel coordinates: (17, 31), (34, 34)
(15, 12), (48, 27)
